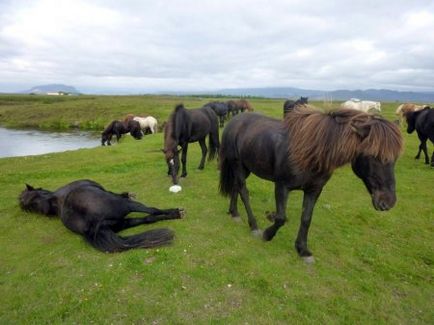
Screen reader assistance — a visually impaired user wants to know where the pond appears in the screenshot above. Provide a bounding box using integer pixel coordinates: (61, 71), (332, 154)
(0, 127), (99, 158)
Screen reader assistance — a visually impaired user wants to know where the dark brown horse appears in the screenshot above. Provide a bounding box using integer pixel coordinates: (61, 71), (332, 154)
(219, 108), (402, 262)
(101, 119), (143, 145)
(19, 180), (184, 252)
(163, 104), (220, 185)
(404, 107), (434, 166)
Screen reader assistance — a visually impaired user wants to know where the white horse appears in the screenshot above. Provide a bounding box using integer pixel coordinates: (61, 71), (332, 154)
(341, 99), (381, 113)
(133, 116), (158, 134)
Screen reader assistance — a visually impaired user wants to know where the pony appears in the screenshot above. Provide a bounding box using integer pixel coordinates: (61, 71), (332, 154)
(204, 101), (230, 127)
(395, 103), (428, 125)
(19, 180), (184, 252)
(219, 108), (402, 262)
(101, 119), (143, 145)
(341, 99), (381, 113)
(404, 107), (434, 166)
(163, 104), (220, 185)
(226, 100), (240, 117)
(133, 116), (158, 134)
(283, 97), (309, 116)
(237, 99), (254, 112)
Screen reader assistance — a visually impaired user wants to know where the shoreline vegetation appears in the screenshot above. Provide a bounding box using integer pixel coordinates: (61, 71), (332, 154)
(0, 94), (432, 323)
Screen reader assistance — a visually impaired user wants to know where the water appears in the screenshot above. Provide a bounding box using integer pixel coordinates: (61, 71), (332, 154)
(0, 127), (99, 158)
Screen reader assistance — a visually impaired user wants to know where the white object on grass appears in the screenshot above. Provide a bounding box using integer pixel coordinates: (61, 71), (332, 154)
(169, 185), (182, 193)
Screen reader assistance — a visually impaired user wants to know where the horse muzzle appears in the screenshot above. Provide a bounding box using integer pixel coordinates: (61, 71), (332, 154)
(371, 190), (396, 211)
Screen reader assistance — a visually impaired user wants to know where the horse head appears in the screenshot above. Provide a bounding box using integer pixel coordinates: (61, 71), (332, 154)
(19, 184), (58, 216)
(351, 155), (397, 211)
(162, 146), (181, 185)
(350, 116), (402, 211)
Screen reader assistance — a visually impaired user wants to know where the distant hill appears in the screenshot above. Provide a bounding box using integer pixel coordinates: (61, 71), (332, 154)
(22, 84), (80, 94)
(217, 87), (434, 103)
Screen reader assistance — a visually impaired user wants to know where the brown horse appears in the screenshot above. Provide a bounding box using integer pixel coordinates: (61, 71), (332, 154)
(219, 108), (402, 262)
(101, 119), (143, 145)
(163, 104), (220, 185)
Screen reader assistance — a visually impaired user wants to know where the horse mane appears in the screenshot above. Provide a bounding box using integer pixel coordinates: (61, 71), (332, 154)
(164, 104), (189, 150)
(283, 108), (403, 172)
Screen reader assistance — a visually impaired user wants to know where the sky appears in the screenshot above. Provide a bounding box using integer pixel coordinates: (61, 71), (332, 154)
(0, 0), (433, 94)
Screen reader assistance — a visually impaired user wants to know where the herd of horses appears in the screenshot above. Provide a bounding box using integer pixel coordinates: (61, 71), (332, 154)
(20, 98), (433, 262)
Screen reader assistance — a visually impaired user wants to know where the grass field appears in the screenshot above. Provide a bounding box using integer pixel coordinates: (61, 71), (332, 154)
(0, 95), (433, 323)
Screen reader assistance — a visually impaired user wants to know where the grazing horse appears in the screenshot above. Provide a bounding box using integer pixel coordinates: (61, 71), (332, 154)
(283, 96), (309, 116)
(19, 180), (184, 252)
(101, 119), (143, 145)
(204, 101), (230, 127)
(236, 99), (254, 112)
(396, 103), (428, 125)
(133, 116), (158, 134)
(226, 100), (240, 117)
(163, 104), (220, 185)
(404, 107), (434, 166)
(219, 108), (402, 262)
(341, 99), (381, 113)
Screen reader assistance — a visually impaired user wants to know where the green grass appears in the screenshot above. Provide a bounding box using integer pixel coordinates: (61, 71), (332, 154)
(0, 95), (433, 323)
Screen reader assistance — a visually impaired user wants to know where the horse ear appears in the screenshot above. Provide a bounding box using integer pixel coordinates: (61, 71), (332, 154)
(25, 184), (34, 191)
(351, 122), (371, 139)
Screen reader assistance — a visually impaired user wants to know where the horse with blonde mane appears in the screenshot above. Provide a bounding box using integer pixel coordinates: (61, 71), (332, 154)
(219, 107), (402, 262)
(395, 103), (428, 125)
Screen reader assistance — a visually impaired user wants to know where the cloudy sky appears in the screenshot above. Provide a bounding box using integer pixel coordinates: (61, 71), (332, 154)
(0, 0), (433, 94)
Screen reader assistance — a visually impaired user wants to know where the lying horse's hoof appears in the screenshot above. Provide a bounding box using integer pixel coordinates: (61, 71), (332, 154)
(251, 229), (263, 237)
(128, 192), (136, 199)
(178, 208), (186, 218)
(302, 256), (315, 264)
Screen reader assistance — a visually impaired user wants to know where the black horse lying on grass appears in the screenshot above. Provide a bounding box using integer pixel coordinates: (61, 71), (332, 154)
(19, 180), (184, 252)
(219, 108), (402, 262)
(101, 119), (143, 146)
(404, 107), (434, 166)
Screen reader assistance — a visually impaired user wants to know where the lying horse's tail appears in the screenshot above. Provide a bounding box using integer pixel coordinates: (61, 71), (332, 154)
(202, 106), (220, 160)
(84, 226), (174, 253)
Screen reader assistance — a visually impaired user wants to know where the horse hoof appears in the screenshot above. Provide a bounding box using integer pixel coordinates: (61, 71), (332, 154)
(232, 216), (242, 223)
(128, 192), (136, 199)
(251, 229), (263, 237)
(302, 256), (315, 264)
(178, 209), (186, 218)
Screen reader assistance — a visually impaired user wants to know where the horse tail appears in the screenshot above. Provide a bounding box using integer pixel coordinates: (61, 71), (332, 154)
(83, 226), (174, 253)
(202, 107), (220, 160)
(219, 128), (237, 197)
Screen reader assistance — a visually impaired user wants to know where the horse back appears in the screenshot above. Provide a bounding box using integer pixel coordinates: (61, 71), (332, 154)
(222, 113), (288, 180)
(416, 109), (434, 141)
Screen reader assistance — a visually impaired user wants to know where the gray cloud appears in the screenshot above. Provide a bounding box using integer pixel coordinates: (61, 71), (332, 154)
(1, 0), (433, 93)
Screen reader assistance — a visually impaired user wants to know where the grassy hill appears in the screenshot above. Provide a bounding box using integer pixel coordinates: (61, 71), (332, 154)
(0, 95), (432, 323)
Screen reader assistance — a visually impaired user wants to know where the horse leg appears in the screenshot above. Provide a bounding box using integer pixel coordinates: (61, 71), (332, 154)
(107, 134), (113, 146)
(127, 201), (182, 218)
(228, 189), (240, 219)
(420, 138), (429, 164)
(431, 150), (434, 167)
(181, 143), (188, 177)
(238, 173), (260, 235)
(198, 139), (207, 170)
(263, 183), (289, 241)
(295, 189), (322, 263)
